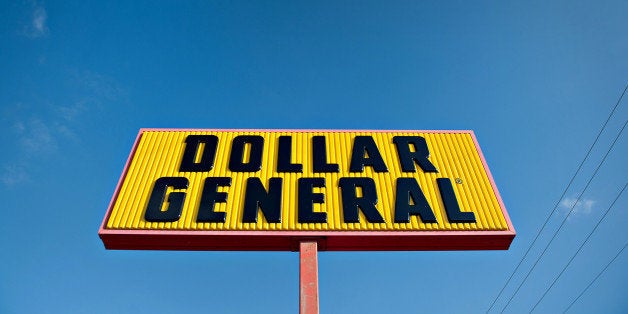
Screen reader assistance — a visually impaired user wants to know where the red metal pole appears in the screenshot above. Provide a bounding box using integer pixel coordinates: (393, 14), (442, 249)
(299, 241), (319, 314)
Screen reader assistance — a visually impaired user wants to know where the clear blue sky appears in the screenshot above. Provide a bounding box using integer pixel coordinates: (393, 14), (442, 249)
(1, 1), (627, 313)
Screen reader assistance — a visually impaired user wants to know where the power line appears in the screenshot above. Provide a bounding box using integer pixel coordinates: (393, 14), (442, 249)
(500, 119), (627, 313)
(485, 83), (628, 313)
(529, 183), (627, 312)
(563, 242), (628, 313)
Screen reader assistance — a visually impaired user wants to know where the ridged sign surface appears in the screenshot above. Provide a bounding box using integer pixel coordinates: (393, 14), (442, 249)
(99, 129), (515, 251)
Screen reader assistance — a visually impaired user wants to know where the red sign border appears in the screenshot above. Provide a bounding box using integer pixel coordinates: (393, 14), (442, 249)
(98, 128), (515, 251)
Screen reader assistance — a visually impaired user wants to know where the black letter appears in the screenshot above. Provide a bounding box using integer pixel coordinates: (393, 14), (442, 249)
(349, 136), (388, 172)
(242, 178), (282, 223)
(394, 178), (437, 223)
(298, 178), (327, 223)
(437, 178), (475, 223)
(229, 135), (264, 172)
(338, 178), (384, 223)
(144, 177), (188, 222)
(179, 135), (219, 172)
(313, 136), (339, 173)
(196, 177), (231, 223)
(277, 136), (303, 172)
(393, 136), (438, 173)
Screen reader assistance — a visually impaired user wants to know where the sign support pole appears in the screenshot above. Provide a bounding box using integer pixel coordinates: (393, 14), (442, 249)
(299, 241), (319, 314)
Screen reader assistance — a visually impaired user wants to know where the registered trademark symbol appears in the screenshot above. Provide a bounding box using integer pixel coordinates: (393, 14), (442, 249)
(455, 178), (463, 184)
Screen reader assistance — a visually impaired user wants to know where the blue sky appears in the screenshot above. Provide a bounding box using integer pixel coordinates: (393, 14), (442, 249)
(1, 1), (627, 313)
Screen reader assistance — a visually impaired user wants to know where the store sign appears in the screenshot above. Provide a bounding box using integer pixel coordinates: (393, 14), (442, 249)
(99, 129), (515, 251)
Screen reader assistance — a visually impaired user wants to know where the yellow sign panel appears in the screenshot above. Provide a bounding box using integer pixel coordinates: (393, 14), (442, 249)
(103, 129), (512, 239)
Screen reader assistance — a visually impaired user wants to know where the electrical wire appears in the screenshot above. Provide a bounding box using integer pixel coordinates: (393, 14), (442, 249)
(485, 83), (628, 313)
(529, 183), (627, 312)
(563, 242), (628, 313)
(500, 119), (627, 313)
